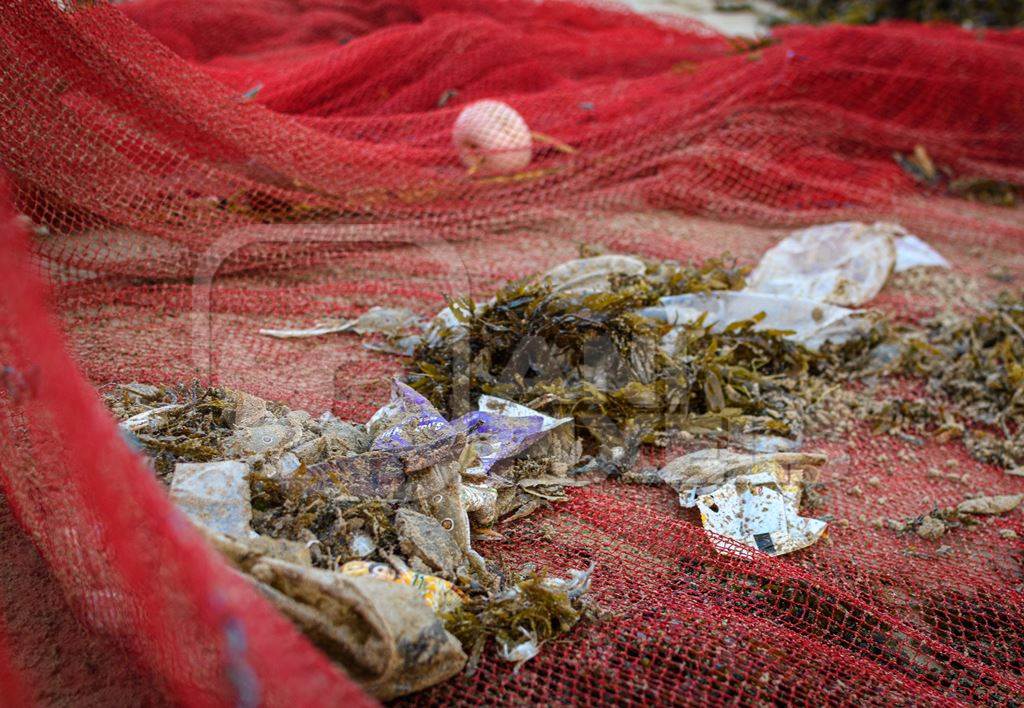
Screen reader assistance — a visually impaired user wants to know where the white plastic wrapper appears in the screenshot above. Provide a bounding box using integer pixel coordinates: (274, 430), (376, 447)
(747, 221), (899, 306)
(695, 463), (827, 558)
(658, 449), (826, 508)
(540, 255), (647, 295)
(893, 234), (950, 272)
(642, 291), (877, 351)
(259, 306), (422, 339)
(170, 460), (254, 537)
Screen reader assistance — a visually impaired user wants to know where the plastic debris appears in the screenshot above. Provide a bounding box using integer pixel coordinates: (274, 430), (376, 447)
(746, 221), (899, 306)
(258, 306), (422, 340)
(695, 463), (828, 557)
(893, 234), (950, 272)
(461, 483), (499, 527)
(643, 291), (877, 350)
(209, 532), (466, 700)
(659, 449), (827, 508)
(457, 395), (572, 478)
(119, 402), (183, 431)
(341, 560), (467, 614)
(169, 460), (254, 537)
(539, 254), (647, 295)
(396, 508), (465, 575)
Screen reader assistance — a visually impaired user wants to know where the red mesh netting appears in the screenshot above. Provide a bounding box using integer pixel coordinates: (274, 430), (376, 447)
(1, 0), (1024, 704)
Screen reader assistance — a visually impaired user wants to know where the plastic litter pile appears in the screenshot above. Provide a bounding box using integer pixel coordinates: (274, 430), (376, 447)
(100, 220), (1023, 698)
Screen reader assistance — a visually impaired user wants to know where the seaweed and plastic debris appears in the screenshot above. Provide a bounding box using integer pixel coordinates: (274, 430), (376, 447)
(103, 232), (1022, 697)
(106, 379), (593, 698)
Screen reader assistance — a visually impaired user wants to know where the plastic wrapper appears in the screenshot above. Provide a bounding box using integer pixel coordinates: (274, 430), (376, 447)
(893, 234), (950, 272)
(208, 533), (466, 700)
(642, 291), (877, 351)
(695, 463), (828, 558)
(746, 221), (898, 306)
(340, 560), (467, 614)
(456, 396), (572, 478)
(659, 449), (827, 508)
(169, 460), (254, 537)
(539, 254), (647, 294)
(369, 381), (570, 479)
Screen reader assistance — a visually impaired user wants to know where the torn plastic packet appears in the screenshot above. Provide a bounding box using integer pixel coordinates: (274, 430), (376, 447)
(170, 460), (255, 537)
(369, 381), (452, 452)
(340, 560), (467, 614)
(368, 382), (571, 479)
(454, 396), (572, 478)
(659, 449), (827, 508)
(641, 291), (877, 351)
(696, 463), (827, 558)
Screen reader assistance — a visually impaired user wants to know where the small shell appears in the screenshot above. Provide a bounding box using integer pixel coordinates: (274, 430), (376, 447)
(453, 100), (532, 176)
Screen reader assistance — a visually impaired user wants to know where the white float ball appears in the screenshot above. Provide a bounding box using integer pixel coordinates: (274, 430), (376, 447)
(452, 100), (532, 176)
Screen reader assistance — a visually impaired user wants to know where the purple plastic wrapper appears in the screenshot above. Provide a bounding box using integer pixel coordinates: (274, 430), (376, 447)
(455, 396), (570, 476)
(368, 381), (570, 476)
(369, 381), (450, 453)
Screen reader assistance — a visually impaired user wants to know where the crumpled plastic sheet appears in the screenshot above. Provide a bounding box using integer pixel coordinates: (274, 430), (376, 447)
(370, 381), (570, 477)
(169, 460), (255, 537)
(746, 221), (900, 306)
(695, 463), (827, 558)
(640, 291), (877, 351)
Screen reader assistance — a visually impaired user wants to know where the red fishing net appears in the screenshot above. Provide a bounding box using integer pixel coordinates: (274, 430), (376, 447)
(1, 0), (1024, 704)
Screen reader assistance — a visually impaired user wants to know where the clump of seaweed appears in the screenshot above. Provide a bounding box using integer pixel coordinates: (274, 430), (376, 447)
(893, 293), (1024, 467)
(108, 382), (235, 479)
(409, 257), (813, 460)
(442, 565), (595, 673)
(776, 0), (1023, 27)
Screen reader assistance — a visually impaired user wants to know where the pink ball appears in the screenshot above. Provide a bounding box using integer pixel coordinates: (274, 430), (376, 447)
(452, 100), (532, 176)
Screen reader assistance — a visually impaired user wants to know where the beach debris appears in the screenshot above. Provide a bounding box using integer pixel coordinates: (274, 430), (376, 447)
(209, 532), (466, 700)
(695, 463), (828, 557)
(658, 449), (827, 508)
(396, 508), (465, 576)
(410, 255), (816, 456)
(891, 495), (1022, 540)
(894, 145), (1021, 206)
(748, 222), (949, 307)
(258, 306), (422, 340)
(119, 402), (184, 432)
(893, 234), (950, 272)
(170, 460), (254, 537)
(457, 395), (572, 478)
(539, 254), (647, 295)
(461, 483), (499, 527)
(642, 291), (876, 350)
(442, 564), (595, 672)
(895, 293), (1024, 468)
(340, 560), (467, 614)
(747, 221), (897, 306)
